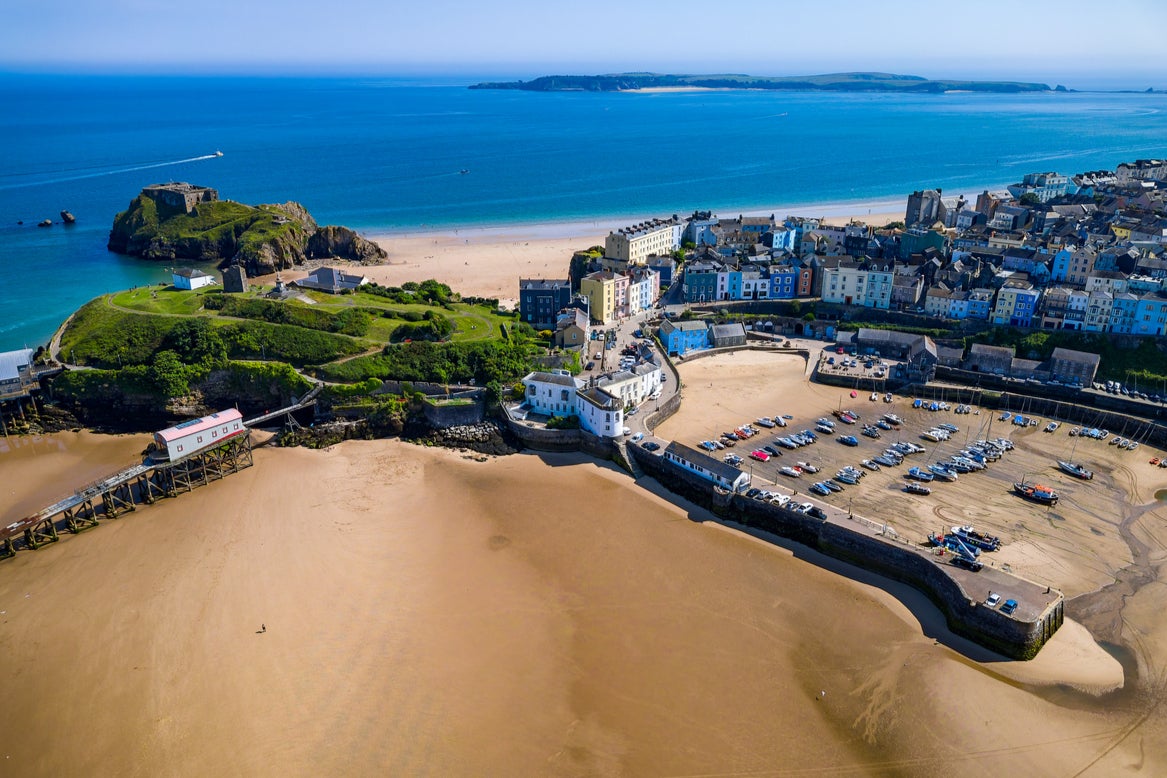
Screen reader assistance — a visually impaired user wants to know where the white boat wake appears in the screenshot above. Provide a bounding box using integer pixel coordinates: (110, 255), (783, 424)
(0, 152), (223, 191)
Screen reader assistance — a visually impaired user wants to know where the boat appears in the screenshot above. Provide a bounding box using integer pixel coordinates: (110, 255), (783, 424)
(951, 525), (1002, 551)
(795, 461), (819, 473)
(928, 464), (958, 481)
(779, 466), (802, 478)
(884, 392), (893, 403)
(860, 459), (880, 471)
(1057, 460), (1094, 480)
(904, 482), (932, 495)
(214, 150), (223, 157)
(907, 467), (934, 482)
(870, 392), (879, 402)
(1014, 482), (1059, 505)
(459, 168), (470, 174)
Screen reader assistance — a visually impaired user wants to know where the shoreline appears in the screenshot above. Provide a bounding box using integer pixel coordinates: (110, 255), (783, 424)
(361, 188), (999, 243)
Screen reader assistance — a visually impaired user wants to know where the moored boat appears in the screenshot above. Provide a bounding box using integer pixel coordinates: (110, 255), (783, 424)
(1057, 460), (1093, 480)
(928, 463), (958, 481)
(907, 466), (934, 482)
(951, 524), (1002, 551)
(1014, 482), (1059, 505)
(904, 482), (932, 495)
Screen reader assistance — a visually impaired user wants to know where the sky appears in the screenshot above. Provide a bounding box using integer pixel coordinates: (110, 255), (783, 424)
(3, 0), (1166, 89)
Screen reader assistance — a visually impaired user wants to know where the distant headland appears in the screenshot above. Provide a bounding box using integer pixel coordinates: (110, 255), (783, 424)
(469, 71), (1056, 94)
(107, 183), (386, 276)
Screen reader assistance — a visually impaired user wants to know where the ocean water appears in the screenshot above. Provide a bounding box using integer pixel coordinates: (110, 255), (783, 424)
(1, 74), (1165, 350)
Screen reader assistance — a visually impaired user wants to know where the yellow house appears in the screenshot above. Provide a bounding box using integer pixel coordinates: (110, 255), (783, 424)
(580, 272), (617, 325)
(1111, 224), (1131, 240)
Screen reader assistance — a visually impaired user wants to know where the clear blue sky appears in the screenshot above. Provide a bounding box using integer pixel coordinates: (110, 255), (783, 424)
(3, 0), (1165, 89)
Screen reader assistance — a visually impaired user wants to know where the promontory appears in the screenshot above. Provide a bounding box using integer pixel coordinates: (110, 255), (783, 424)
(107, 183), (386, 275)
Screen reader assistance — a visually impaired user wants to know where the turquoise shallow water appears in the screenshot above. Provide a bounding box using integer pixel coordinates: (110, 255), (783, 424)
(1, 74), (1165, 350)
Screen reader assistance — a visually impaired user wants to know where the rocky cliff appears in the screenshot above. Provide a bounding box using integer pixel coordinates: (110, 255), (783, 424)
(108, 188), (387, 275)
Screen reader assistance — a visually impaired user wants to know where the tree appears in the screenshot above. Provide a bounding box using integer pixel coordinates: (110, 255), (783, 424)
(1019, 193), (1041, 207)
(162, 318), (227, 368)
(149, 349), (191, 397)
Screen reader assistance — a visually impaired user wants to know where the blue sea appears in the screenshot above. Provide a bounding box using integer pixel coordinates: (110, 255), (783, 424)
(1, 74), (1165, 351)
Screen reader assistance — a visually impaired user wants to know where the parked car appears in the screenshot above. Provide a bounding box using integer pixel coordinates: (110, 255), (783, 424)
(641, 441), (660, 451)
(630, 432), (643, 443)
(985, 592), (1001, 608)
(1000, 599), (1018, 615)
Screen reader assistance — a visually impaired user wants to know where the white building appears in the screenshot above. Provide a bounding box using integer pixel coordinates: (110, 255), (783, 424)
(576, 386), (625, 438)
(595, 362), (664, 408)
(522, 371), (581, 417)
(153, 408), (246, 462)
(821, 263), (866, 306)
(605, 218), (680, 265)
(663, 442), (751, 492)
(172, 268), (215, 290)
(521, 361), (664, 438)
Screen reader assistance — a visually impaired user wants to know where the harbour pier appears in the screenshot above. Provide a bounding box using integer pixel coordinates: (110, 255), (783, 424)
(2, 387), (320, 561)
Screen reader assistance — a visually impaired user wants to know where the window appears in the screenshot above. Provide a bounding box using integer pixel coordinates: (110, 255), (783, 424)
(197, 436), (203, 443)
(212, 430), (218, 438)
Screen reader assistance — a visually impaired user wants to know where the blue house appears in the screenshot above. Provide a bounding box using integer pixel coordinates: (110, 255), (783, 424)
(1050, 248), (1073, 283)
(683, 211), (719, 246)
(646, 255), (676, 287)
(659, 319), (710, 356)
(1010, 288), (1041, 327)
(769, 266), (798, 299)
(683, 259), (723, 303)
(519, 279), (572, 330)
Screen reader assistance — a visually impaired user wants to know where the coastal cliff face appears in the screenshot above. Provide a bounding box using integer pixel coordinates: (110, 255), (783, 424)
(107, 188), (386, 275)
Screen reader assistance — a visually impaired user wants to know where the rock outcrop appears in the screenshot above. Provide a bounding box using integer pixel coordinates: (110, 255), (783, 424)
(307, 225), (387, 264)
(107, 185), (385, 275)
(60, 210), (76, 224)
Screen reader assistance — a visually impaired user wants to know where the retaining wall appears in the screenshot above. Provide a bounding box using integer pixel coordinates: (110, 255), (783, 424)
(626, 441), (1060, 660)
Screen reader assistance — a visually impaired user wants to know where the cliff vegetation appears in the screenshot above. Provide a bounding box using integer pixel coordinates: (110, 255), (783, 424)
(107, 192), (386, 274)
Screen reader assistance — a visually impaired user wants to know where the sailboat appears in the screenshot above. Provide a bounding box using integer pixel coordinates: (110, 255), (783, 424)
(1056, 433), (1093, 480)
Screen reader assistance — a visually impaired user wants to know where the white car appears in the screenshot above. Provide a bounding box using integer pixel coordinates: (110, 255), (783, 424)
(985, 593), (1002, 608)
(622, 427), (631, 436)
(630, 432), (644, 443)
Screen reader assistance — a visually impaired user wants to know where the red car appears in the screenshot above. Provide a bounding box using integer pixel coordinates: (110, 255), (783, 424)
(749, 450), (770, 462)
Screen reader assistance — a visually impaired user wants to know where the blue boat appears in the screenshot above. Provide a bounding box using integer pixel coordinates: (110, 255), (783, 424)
(907, 467), (934, 482)
(913, 399), (923, 408)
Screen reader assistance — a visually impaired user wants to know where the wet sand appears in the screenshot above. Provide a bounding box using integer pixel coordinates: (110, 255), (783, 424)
(2, 420), (1165, 775)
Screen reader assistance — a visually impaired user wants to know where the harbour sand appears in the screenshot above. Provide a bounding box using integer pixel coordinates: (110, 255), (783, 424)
(0, 421), (1162, 776)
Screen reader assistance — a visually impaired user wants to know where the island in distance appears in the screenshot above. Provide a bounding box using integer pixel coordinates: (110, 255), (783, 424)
(470, 71), (1058, 93)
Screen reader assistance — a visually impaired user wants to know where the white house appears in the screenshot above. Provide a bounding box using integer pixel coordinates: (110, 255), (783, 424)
(172, 268), (216, 290)
(595, 362), (663, 408)
(663, 441), (751, 492)
(576, 386), (625, 438)
(522, 371), (581, 417)
(152, 408), (246, 462)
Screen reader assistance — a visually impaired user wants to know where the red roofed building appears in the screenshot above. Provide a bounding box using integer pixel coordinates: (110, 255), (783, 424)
(153, 409), (246, 461)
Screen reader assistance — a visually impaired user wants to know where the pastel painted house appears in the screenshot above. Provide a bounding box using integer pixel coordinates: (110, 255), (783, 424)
(659, 319), (710, 356)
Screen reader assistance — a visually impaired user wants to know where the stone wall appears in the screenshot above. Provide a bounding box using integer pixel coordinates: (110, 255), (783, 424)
(626, 440), (1059, 660)
(422, 394), (486, 429)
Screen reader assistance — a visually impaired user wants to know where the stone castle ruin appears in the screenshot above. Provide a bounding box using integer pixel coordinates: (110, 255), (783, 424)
(141, 183), (219, 216)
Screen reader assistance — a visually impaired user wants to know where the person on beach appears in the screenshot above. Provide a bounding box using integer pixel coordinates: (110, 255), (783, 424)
(261, 624), (266, 633)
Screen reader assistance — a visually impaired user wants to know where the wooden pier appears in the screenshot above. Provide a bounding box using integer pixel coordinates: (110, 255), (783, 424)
(1, 433), (253, 560)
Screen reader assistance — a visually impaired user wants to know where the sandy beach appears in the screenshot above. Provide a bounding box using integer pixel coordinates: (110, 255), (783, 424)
(2, 410), (1164, 775)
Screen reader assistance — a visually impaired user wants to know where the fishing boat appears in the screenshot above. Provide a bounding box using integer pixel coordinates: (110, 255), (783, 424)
(1014, 482), (1059, 505)
(1057, 460), (1094, 480)
(951, 524), (1002, 551)
(904, 482), (932, 495)
(907, 467), (934, 482)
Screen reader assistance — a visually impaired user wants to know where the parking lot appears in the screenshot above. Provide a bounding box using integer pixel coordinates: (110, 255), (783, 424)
(654, 348), (1160, 603)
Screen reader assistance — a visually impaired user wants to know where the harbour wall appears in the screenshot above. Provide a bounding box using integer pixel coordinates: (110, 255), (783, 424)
(625, 441), (1060, 660)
